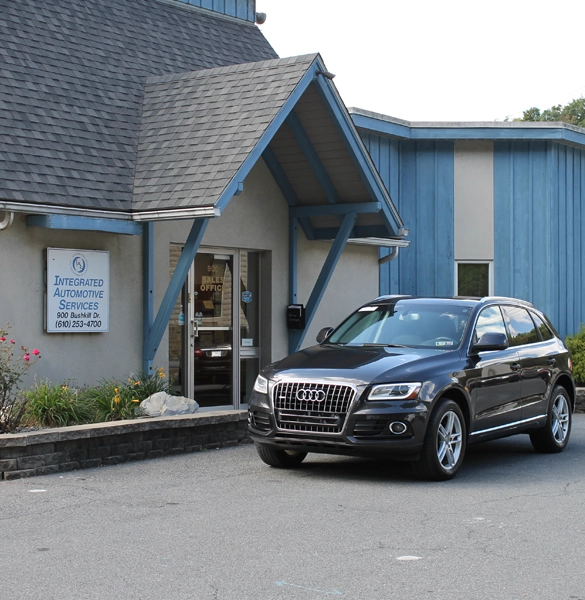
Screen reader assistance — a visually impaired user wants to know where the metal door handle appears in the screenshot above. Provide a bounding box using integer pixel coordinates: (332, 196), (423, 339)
(547, 358), (556, 366)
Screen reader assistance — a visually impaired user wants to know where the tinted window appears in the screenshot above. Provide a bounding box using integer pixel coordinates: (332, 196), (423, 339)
(501, 306), (539, 346)
(531, 311), (554, 341)
(474, 305), (507, 343)
(458, 263), (490, 296)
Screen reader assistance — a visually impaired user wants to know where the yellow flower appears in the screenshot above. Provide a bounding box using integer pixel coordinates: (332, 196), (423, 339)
(114, 395), (120, 405)
(61, 385), (68, 390)
(132, 399), (140, 403)
(134, 381), (140, 386)
(158, 368), (165, 378)
(114, 387), (119, 394)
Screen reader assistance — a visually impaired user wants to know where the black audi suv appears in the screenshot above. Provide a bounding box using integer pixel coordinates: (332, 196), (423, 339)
(248, 296), (575, 480)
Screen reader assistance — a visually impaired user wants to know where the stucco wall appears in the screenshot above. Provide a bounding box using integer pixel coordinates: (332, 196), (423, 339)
(0, 215), (143, 386)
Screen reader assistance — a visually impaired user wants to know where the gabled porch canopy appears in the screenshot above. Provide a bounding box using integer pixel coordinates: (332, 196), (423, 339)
(140, 54), (408, 368)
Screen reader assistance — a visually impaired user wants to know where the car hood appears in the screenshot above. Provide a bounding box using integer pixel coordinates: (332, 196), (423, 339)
(263, 344), (460, 386)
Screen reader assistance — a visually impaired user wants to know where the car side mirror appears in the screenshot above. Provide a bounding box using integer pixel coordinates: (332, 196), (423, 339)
(316, 327), (334, 343)
(470, 332), (509, 354)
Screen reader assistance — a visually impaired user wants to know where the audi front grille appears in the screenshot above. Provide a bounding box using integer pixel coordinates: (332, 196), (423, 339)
(272, 381), (356, 434)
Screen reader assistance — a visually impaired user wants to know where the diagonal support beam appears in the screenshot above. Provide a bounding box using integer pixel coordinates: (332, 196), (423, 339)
(286, 110), (340, 205)
(262, 146), (315, 240)
(143, 218), (209, 365)
(289, 211), (358, 353)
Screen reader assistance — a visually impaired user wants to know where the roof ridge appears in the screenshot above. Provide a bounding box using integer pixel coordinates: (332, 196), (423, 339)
(144, 53), (321, 85)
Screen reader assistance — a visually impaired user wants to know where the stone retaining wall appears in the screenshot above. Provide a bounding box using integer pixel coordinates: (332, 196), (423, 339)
(0, 411), (248, 481)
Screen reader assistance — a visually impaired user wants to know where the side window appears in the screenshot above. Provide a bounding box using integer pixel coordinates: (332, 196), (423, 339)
(531, 311), (554, 341)
(501, 306), (539, 346)
(457, 262), (491, 297)
(474, 305), (507, 343)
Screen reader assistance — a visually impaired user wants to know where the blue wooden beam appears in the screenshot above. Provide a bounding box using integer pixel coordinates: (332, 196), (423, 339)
(289, 211), (358, 352)
(27, 214), (143, 235)
(144, 218), (209, 363)
(142, 222), (154, 374)
(286, 110), (340, 205)
(311, 224), (390, 240)
(312, 74), (404, 237)
(289, 217), (298, 304)
(214, 63), (320, 213)
(262, 146), (315, 240)
(290, 202), (380, 218)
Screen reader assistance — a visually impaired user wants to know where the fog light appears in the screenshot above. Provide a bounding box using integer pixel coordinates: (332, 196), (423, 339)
(389, 421), (408, 435)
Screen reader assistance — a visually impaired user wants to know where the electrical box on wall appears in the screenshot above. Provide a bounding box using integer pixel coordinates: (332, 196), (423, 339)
(287, 304), (305, 329)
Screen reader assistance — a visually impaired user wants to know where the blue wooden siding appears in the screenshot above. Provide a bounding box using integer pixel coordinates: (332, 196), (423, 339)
(494, 141), (585, 338)
(174, 0), (256, 22)
(362, 134), (455, 297)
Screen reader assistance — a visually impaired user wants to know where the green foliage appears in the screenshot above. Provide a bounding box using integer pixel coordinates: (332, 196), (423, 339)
(85, 379), (142, 422)
(0, 324), (41, 433)
(566, 325), (585, 385)
(24, 380), (92, 428)
(520, 97), (585, 128)
(84, 368), (170, 422)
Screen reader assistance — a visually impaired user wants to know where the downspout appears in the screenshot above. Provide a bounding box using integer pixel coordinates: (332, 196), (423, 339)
(0, 211), (14, 230)
(378, 245), (400, 265)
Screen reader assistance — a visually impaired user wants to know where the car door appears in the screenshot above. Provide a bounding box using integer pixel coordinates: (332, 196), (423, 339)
(466, 305), (522, 436)
(500, 305), (556, 423)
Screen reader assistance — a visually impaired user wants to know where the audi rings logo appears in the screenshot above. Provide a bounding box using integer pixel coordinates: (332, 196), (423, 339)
(296, 388), (326, 402)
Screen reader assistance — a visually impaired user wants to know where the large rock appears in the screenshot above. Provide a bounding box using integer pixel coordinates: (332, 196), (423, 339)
(140, 392), (199, 417)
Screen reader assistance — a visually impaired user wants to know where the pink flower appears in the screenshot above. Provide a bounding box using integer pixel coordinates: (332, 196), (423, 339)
(32, 348), (40, 355)
(10, 339), (15, 344)
(0, 336), (5, 341)
(23, 354), (30, 362)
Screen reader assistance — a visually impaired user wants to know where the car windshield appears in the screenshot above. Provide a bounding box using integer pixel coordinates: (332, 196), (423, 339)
(327, 300), (472, 349)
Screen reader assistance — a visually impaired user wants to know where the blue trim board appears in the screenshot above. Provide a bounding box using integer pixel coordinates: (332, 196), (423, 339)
(142, 222), (155, 374)
(289, 211), (358, 352)
(289, 202), (380, 217)
(27, 215), (142, 235)
(312, 76), (403, 237)
(215, 61), (320, 213)
(289, 217), (298, 305)
(352, 113), (585, 148)
(144, 218), (209, 363)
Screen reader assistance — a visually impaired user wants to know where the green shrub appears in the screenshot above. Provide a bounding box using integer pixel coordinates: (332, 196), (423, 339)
(127, 368), (170, 401)
(85, 379), (142, 422)
(566, 325), (585, 385)
(24, 380), (92, 428)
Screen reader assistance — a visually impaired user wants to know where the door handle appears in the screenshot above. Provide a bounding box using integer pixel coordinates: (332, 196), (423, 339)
(510, 363), (521, 371)
(547, 358), (556, 366)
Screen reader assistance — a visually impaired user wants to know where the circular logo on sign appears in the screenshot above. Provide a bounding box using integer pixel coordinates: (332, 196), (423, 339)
(71, 253), (88, 275)
(242, 291), (253, 304)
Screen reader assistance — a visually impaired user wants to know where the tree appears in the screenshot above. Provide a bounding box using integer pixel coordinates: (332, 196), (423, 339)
(519, 97), (585, 128)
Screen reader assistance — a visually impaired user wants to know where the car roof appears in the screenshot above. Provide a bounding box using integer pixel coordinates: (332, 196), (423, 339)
(371, 295), (535, 309)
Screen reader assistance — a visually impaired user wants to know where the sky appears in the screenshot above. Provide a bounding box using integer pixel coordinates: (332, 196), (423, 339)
(256, 0), (585, 122)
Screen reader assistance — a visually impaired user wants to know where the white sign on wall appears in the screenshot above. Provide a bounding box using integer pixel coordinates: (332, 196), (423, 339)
(46, 248), (110, 333)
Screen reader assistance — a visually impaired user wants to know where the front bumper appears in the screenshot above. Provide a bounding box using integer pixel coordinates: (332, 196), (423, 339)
(248, 389), (428, 460)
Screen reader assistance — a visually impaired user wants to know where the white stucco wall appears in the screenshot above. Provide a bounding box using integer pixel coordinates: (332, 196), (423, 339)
(454, 140), (494, 260)
(0, 214), (143, 387)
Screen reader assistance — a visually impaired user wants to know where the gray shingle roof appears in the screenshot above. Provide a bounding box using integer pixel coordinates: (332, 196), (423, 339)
(0, 0), (276, 212)
(133, 55), (318, 213)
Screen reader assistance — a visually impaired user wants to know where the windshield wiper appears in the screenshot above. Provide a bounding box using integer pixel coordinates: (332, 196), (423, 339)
(360, 343), (408, 348)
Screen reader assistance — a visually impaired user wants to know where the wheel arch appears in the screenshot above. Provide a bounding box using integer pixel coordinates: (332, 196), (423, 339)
(434, 385), (471, 437)
(553, 374), (576, 410)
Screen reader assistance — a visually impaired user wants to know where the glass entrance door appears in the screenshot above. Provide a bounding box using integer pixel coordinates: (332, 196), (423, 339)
(192, 252), (234, 407)
(168, 247), (261, 409)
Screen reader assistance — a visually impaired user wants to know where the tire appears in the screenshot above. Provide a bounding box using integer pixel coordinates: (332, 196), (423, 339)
(415, 398), (466, 481)
(529, 385), (572, 453)
(255, 444), (307, 468)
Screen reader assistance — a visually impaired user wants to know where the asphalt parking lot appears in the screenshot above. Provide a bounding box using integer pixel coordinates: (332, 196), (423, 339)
(3, 415), (585, 600)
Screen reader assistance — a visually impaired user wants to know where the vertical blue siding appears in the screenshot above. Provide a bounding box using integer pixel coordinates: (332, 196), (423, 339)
(494, 141), (585, 339)
(362, 135), (454, 297)
(175, 0), (256, 22)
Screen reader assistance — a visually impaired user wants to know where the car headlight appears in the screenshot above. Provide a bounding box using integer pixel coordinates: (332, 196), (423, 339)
(253, 374), (268, 394)
(368, 383), (421, 401)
